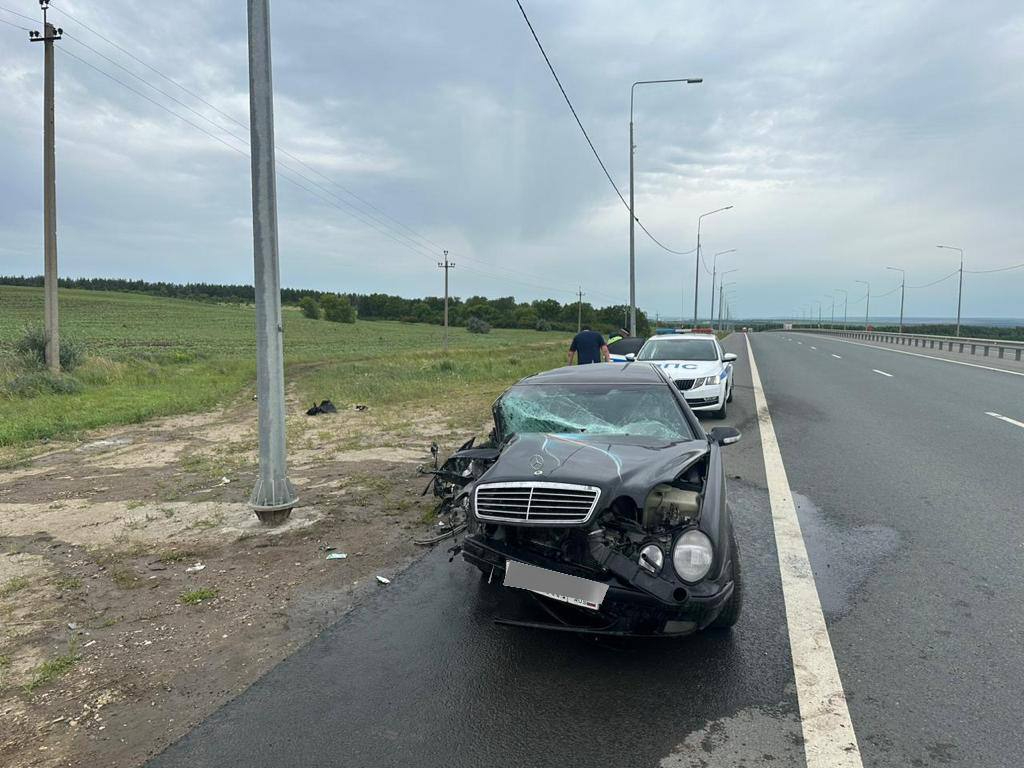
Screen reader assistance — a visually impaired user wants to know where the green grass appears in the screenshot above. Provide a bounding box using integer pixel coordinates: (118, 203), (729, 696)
(54, 576), (82, 592)
(179, 586), (218, 605)
(0, 576), (30, 598)
(0, 285), (565, 446)
(24, 641), (79, 693)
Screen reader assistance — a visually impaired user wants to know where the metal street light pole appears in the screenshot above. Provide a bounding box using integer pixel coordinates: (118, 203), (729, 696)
(716, 268), (739, 331)
(855, 280), (870, 328)
(693, 206), (733, 324)
(815, 301), (822, 327)
(936, 245), (965, 337)
(247, 0), (297, 524)
(709, 248), (736, 325)
(628, 77), (702, 336)
(825, 294), (835, 328)
(718, 281), (737, 330)
(886, 266), (906, 334)
(835, 288), (848, 329)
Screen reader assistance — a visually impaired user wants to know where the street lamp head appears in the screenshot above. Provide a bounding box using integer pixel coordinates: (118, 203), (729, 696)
(686, 78), (703, 84)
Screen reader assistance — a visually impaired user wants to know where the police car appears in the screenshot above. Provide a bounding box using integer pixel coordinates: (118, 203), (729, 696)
(628, 333), (736, 418)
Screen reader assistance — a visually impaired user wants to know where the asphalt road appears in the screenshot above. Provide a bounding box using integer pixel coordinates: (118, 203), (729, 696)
(148, 332), (1024, 768)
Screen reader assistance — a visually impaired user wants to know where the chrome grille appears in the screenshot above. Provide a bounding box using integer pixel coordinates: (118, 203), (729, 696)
(474, 482), (601, 525)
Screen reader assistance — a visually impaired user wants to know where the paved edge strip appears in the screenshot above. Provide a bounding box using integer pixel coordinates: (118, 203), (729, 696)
(745, 334), (863, 768)
(986, 411), (1024, 429)
(795, 334), (1024, 378)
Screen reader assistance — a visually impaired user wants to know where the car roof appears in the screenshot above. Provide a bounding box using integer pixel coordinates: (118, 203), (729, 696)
(643, 333), (719, 342)
(517, 363), (668, 386)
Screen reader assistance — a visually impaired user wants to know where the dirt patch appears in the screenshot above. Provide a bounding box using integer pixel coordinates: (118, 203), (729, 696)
(0, 393), (479, 768)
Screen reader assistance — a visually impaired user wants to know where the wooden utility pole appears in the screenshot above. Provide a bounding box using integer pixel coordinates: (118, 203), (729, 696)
(576, 286), (584, 332)
(30, 3), (62, 373)
(438, 251), (454, 351)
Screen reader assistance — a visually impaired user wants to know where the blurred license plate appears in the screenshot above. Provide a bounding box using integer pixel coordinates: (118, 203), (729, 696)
(503, 560), (608, 611)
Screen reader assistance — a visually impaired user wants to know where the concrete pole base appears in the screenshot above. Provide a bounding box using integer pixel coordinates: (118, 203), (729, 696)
(250, 476), (297, 526)
(255, 508), (292, 526)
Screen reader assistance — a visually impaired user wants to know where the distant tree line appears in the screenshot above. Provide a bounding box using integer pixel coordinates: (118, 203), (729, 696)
(1, 275), (650, 336)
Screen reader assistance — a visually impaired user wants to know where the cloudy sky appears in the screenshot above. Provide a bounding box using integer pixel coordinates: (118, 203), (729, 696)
(1, 0), (1022, 320)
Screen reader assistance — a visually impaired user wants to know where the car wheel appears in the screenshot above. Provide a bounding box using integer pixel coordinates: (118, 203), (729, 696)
(712, 397), (727, 419)
(710, 527), (742, 630)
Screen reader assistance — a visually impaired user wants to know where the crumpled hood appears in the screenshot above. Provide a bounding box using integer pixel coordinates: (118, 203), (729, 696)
(650, 360), (724, 381)
(479, 432), (708, 510)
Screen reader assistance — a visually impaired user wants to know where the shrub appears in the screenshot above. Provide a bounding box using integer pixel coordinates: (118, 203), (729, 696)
(466, 317), (491, 334)
(535, 318), (552, 332)
(299, 296), (321, 320)
(5, 371), (84, 397)
(320, 294), (356, 323)
(14, 325), (86, 371)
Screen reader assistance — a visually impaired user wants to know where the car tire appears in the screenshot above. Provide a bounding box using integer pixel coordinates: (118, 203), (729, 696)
(709, 527), (742, 630)
(726, 382), (734, 403)
(712, 397), (727, 419)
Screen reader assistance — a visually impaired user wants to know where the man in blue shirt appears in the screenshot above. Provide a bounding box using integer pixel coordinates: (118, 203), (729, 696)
(568, 325), (610, 365)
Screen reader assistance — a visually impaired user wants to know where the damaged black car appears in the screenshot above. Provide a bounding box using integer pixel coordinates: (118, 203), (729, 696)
(426, 362), (743, 637)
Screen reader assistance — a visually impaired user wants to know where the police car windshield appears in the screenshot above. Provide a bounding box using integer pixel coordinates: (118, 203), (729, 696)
(637, 338), (719, 362)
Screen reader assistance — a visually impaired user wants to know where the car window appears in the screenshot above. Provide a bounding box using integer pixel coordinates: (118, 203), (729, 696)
(636, 338), (720, 361)
(497, 384), (694, 441)
(607, 337), (645, 355)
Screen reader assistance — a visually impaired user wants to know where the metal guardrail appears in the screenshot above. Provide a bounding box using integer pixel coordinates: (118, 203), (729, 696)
(777, 328), (1024, 362)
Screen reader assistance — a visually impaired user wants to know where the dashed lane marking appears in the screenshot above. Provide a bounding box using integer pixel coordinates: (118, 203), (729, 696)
(746, 336), (863, 768)
(831, 354), (842, 359)
(810, 346), (817, 350)
(872, 369), (893, 377)
(986, 411), (1024, 430)
(794, 335), (1024, 378)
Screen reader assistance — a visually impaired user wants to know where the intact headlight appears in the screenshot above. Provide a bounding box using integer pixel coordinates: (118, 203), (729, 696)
(672, 529), (714, 582)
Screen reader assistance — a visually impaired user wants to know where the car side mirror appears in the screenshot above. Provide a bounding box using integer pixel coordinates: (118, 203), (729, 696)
(722, 352), (738, 362)
(625, 353), (636, 361)
(709, 426), (741, 446)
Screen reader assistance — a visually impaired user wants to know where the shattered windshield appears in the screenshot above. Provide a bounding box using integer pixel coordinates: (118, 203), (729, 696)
(637, 339), (719, 361)
(497, 384), (694, 441)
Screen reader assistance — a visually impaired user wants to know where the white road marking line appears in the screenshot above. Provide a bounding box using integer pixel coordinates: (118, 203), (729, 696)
(872, 369), (893, 377)
(810, 346), (817, 350)
(831, 354), (842, 359)
(746, 336), (863, 768)
(797, 341), (803, 345)
(986, 411), (1024, 430)
(794, 335), (1024, 378)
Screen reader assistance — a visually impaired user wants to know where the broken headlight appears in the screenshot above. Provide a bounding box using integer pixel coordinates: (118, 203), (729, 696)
(672, 529), (713, 583)
(638, 543), (664, 574)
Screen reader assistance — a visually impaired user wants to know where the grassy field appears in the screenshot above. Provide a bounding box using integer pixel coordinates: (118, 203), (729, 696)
(0, 286), (565, 447)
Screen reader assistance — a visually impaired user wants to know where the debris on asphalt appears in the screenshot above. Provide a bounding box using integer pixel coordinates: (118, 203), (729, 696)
(354, 404), (369, 412)
(306, 399), (338, 416)
(326, 552), (349, 560)
(185, 563), (206, 574)
(376, 575), (391, 585)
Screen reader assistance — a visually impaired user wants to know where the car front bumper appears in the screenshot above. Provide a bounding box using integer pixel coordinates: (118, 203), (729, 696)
(462, 535), (733, 636)
(683, 381), (726, 411)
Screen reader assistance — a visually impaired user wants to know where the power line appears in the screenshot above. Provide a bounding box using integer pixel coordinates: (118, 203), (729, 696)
(513, 0), (694, 258)
(0, 3), (35, 24)
(53, 2), (603, 299)
(0, 14), (30, 31)
(907, 269), (959, 289)
(965, 261), (1024, 274)
(50, 5), (633, 310)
